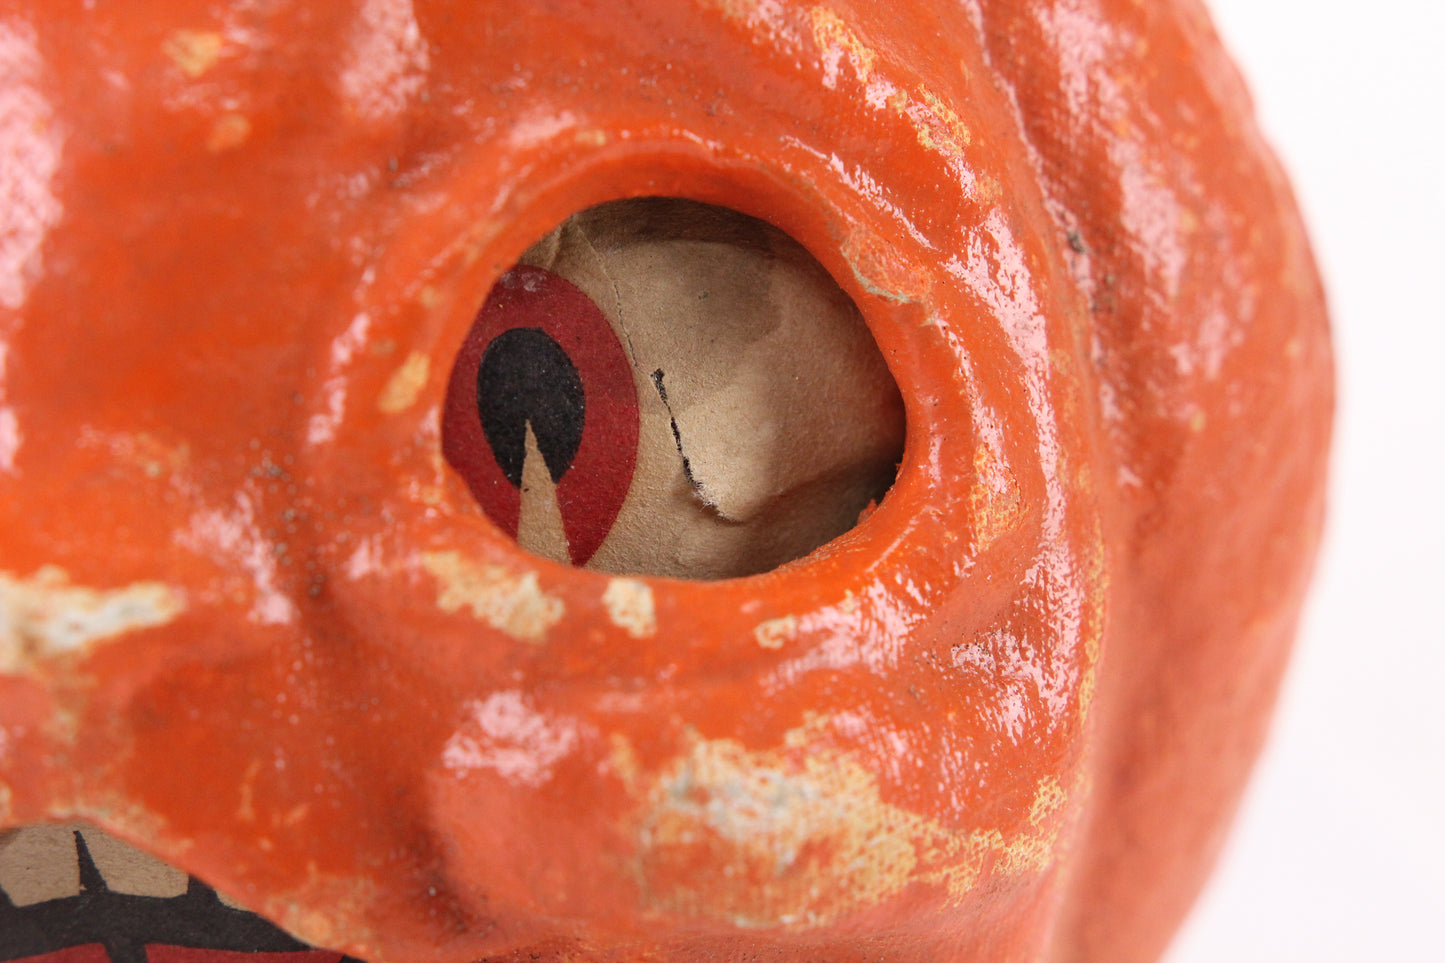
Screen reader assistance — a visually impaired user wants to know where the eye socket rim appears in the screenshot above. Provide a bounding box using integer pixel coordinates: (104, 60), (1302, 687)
(439, 196), (912, 581)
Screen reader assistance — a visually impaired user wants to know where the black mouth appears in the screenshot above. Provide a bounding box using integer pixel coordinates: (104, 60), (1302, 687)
(0, 829), (362, 963)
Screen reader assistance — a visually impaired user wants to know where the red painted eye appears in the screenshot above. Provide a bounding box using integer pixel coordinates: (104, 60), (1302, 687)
(443, 199), (905, 579)
(441, 266), (640, 567)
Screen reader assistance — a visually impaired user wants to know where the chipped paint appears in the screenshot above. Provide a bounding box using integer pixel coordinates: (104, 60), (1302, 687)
(998, 775), (1068, 874)
(0, 345), (20, 475)
(161, 29), (226, 78)
(442, 691), (580, 787)
(969, 442), (1023, 550)
(809, 8), (973, 187)
(0, 406), (16, 475)
(636, 723), (926, 926)
(906, 88), (971, 157)
(377, 350), (430, 414)
(602, 579), (655, 639)
(0, 567), (185, 673)
(630, 716), (1067, 928)
(810, 7), (875, 89)
(422, 551), (563, 643)
(0, 20), (63, 315)
(753, 614), (797, 650)
(339, 0), (430, 122)
(306, 311), (372, 446)
(177, 491), (296, 626)
(705, 0), (807, 52)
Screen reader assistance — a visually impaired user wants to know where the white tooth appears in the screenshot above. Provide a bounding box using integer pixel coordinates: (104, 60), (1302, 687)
(217, 888), (249, 910)
(0, 823), (81, 906)
(515, 421), (572, 565)
(0, 823), (191, 904)
(84, 827), (187, 898)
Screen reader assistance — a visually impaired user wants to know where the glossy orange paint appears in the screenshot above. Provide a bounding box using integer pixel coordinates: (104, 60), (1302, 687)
(0, 1), (1331, 962)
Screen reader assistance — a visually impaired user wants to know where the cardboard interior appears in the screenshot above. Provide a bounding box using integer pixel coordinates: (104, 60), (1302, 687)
(510, 198), (906, 579)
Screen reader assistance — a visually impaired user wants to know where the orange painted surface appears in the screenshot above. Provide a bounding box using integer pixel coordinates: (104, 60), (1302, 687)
(0, 2), (1331, 962)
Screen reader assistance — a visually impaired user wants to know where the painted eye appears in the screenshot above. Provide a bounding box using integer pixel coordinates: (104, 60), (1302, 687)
(442, 267), (639, 568)
(442, 199), (905, 579)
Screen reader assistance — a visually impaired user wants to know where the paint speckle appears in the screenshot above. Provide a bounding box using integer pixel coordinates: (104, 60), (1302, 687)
(602, 579), (655, 638)
(377, 351), (430, 414)
(422, 550), (563, 643)
(0, 567), (185, 673)
(162, 30), (226, 78)
(754, 614), (797, 650)
(205, 112), (251, 153)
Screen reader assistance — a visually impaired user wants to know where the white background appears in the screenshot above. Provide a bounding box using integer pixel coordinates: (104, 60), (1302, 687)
(1166, 2), (1445, 960)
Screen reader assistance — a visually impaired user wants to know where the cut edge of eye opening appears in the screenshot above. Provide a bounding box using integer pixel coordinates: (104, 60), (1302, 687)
(440, 197), (906, 581)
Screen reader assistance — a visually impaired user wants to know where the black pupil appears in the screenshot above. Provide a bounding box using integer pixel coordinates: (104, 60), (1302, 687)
(477, 328), (585, 487)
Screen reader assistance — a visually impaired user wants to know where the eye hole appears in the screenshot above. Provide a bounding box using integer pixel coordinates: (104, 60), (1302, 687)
(442, 198), (905, 580)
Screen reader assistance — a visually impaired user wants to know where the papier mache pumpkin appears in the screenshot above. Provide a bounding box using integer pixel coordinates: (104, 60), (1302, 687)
(0, 1), (1331, 962)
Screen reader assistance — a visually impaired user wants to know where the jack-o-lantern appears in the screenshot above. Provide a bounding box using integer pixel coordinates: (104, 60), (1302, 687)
(0, 2), (1331, 963)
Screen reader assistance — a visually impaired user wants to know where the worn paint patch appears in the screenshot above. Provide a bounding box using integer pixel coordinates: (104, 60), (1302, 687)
(706, 0), (807, 51)
(162, 30), (225, 78)
(907, 87), (972, 158)
(422, 550), (563, 643)
(753, 614), (797, 650)
(810, 7), (876, 88)
(378, 350), (430, 414)
(998, 775), (1068, 874)
(636, 723), (921, 927)
(339, 0), (430, 122)
(602, 579), (655, 638)
(178, 491), (296, 626)
(969, 443), (1024, 550)
(77, 429), (191, 480)
(441, 691), (580, 787)
(0, 567), (185, 673)
(0, 22), (63, 316)
(810, 7), (972, 169)
(630, 716), (1069, 928)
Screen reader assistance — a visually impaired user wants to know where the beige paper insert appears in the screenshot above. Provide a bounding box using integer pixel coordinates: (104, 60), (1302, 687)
(517, 198), (905, 580)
